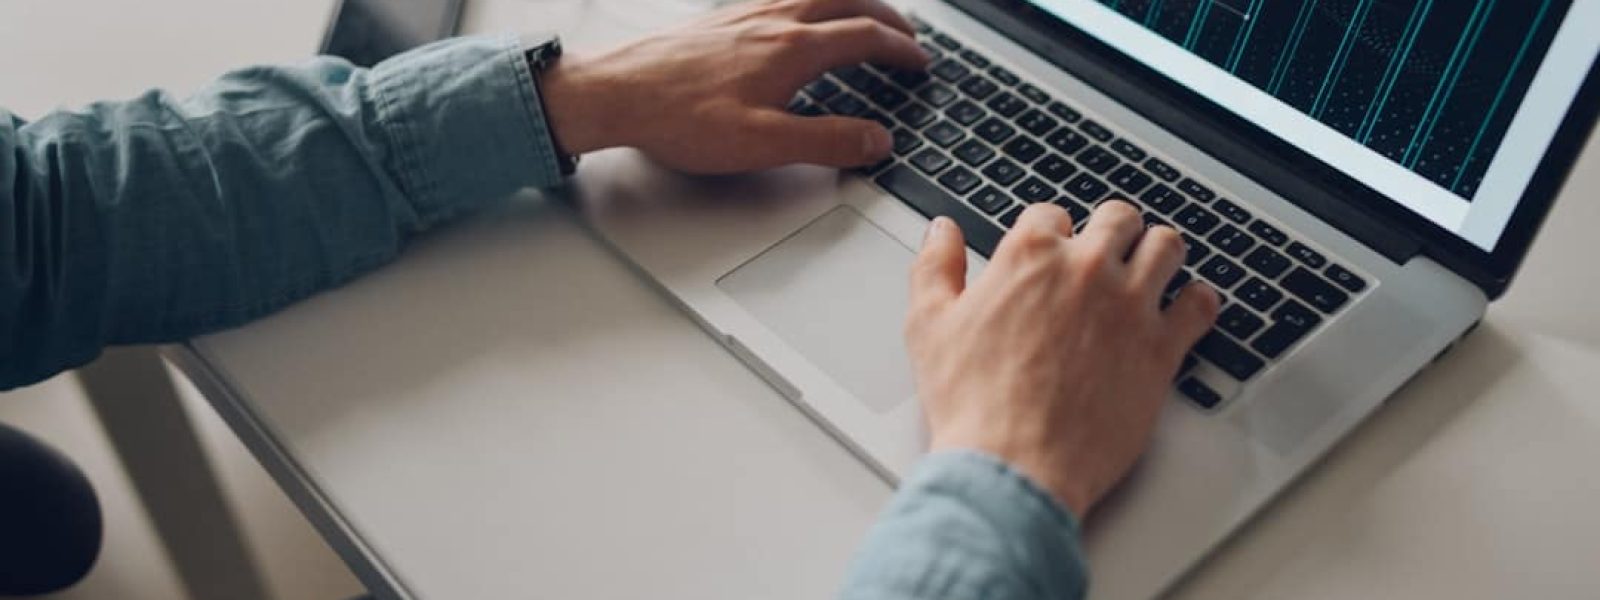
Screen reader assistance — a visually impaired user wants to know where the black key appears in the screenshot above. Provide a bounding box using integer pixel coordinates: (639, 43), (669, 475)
(1178, 377), (1224, 409)
(1198, 255), (1246, 289)
(1045, 128), (1089, 156)
(1247, 221), (1289, 246)
(957, 76), (999, 100)
(1110, 139), (1147, 162)
(891, 129), (923, 155)
(1285, 242), (1327, 269)
(1140, 184), (1186, 214)
(833, 66), (881, 92)
(1017, 83), (1050, 104)
(987, 65), (1020, 86)
(925, 121), (965, 147)
(982, 158), (1027, 186)
(986, 92), (1028, 118)
(1243, 246), (1292, 278)
(1164, 268), (1193, 296)
(999, 205), (1024, 227)
(862, 110), (894, 130)
(885, 68), (931, 90)
(959, 49), (991, 68)
(969, 186), (1013, 215)
(1218, 304), (1266, 340)
(974, 118), (1017, 144)
(825, 94), (870, 116)
(1177, 178), (1216, 203)
(938, 166), (983, 196)
(1107, 164), (1154, 195)
(786, 95), (812, 114)
(876, 166), (1008, 257)
(1013, 176), (1055, 203)
(1016, 109), (1058, 137)
(953, 139), (996, 166)
(1055, 198), (1090, 223)
(1251, 301), (1322, 359)
(912, 18), (931, 33)
(931, 58), (971, 83)
(1174, 204), (1222, 235)
(917, 83), (958, 107)
(1142, 211), (1170, 230)
(918, 41), (943, 61)
(1195, 332), (1265, 381)
(946, 100), (987, 125)
(868, 86), (910, 110)
(1079, 120), (1114, 142)
(1033, 154), (1078, 183)
(1282, 268), (1349, 313)
(1234, 278), (1284, 312)
(1047, 101), (1082, 123)
(1143, 158), (1180, 182)
(804, 78), (841, 102)
(1063, 174), (1110, 204)
(794, 102), (826, 117)
(1001, 136), (1046, 164)
(1075, 146), (1122, 174)
(932, 32), (961, 49)
(1182, 233), (1212, 266)
(894, 103), (937, 129)
(909, 147), (953, 175)
(1207, 224), (1257, 257)
(1213, 198), (1251, 224)
(1325, 264), (1367, 293)
(858, 156), (894, 176)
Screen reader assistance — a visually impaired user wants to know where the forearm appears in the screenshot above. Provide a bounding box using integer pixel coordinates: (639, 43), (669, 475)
(840, 451), (1089, 600)
(0, 34), (563, 389)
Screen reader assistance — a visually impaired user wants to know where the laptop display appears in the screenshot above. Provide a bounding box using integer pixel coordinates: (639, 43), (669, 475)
(1024, 0), (1600, 250)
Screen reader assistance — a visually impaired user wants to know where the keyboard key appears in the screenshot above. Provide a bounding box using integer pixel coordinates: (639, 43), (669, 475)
(1140, 184), (1186, 214)
(974, 118), (1017, 144)
(1247, 220), (1289, 246)
(1016, 109), (1058, 137)
(909, 147), (953, 174)
(969, 186), (1013, 215)
(1110, 139), (1147, 162)
(1001, 136), (1046, 164)
(858, 156), (894, 176)
(1107, 164), (1154, 195)
(1199, 255), (1246, 289)
(1142, 211), (1170, 230)
(1218, 304), (1265, 340)
(1182, 233), (1212, 266)
(1079, 119), (1114, 142)
(1013, 176), (1056, 203)
(1144, 158), (1181, 182)
(1282, 267), (1349, 313)
(868, 86), (910, 110)
(1164, 268), (1193, 296)
(1325, 264), (1367, 293)
(912, 18), (931, 34)
(1251, 301), (1321, 359)
(787, 95), (812, 113)
(1178, 377), (1224, 409)
(918, 41), (943, 61)
(1063, 173), (1110, 204)
(931, 58), (971, 82)
(1242, 246), (1291, 278)
(1213, 198), (1251, 224)
(987, 65), (1020, 86)
(1017, 83), (1050, 104)
(1207, 224), (1256, 257)
(804, 78), (841, 102)
(876, 166), (1009, 256)
(999, 205), (1024, 227)
(833, 66), (881, 92)
(1174, 204), (1222, 235)
(862, 110), (894, 130)
(958, 75), (999, 100)
(1075, 146), (1122, 174)
(794, 102), (825, 117)
(925, 121), (965, 147)
(917, 83), (958, 107)
(1177, 178), (1216, 203)
(1047, 101), (1082, 123)
(1055, 198), (1090, 223)
(825, 94), (869, 116)
(1285, 242), (1327, 268)
(982, 158), (1027, 186)
(1195, 331), (1265, 381)
(953, 139), (995, 166)
(1033, 154), (1078, 183)
(931, 33), (961, 50)
(958, 49), (991, 68)
(1045, 128), (1089, 156)
(885, 68), (931, 90)
(1234, 278), (1283, 312)
(894, 103), (937, 129)
(938, 166), (983, 195)
(891, 129), (923, 155)
(986, 92), (1028, 118)
(946, 100), (987, 125)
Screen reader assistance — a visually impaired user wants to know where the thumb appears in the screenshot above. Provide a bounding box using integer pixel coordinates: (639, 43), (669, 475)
(1164, 282), (1222, 359)
(753, 111), (892, 169)
(910, 217), (968, 316)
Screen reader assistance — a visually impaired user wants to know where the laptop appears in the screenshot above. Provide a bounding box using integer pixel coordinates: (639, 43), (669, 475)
(573, 1), (1600, 597)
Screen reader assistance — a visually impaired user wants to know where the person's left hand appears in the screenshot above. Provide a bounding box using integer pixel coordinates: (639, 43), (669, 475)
(538, 0), (931, 173)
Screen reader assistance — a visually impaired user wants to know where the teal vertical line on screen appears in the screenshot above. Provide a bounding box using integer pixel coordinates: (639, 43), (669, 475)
(1145, 0), (1165, 27)
(1450, 0), (1554, 192)
(1404, 0), (1497, 167)
(1183, 0), (1216, 50)
(1224, 0), (1265, 73)
(1358, 0), (1434, 143)
(1311, 0), (1375, 118)
(1268, 0), (1319, 95)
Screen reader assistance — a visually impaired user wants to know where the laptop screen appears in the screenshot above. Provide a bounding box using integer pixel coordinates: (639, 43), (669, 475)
(1023, 0), (1600, 251)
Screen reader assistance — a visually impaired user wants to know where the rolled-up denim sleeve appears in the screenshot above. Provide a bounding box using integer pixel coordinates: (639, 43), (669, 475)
(0, 34), (562, 389)
(840, 451), (1089, 600)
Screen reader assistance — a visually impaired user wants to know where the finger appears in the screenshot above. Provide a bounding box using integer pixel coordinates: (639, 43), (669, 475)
(785, 0), (919, 36)
(910, 216), (968, 314)
(802, 17), (930, 74)
(1016, 202), (1075, 237)
(1075, 199), (1143, 261)
(1126, 225), (1186, 299)
(1163, 282), (1222, 358)
(749, 110), (891, 168)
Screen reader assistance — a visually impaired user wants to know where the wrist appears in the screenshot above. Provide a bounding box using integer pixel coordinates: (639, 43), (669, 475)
(537, 56), (623, 156)
(930, 429), (1093, 517)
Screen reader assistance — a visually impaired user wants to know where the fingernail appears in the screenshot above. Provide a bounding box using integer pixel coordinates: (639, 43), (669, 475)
(924, 217), (948, 242)
(865, 128), (890, 157)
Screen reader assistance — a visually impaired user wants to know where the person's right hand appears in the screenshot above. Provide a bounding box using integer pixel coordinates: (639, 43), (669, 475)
(903, 202), (1221, 517)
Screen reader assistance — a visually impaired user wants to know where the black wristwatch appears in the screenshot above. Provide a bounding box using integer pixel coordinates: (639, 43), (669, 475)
(523, 33), (580, 176)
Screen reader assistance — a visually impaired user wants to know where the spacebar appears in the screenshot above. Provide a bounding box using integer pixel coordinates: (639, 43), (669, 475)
(874, 165), (1006, 257)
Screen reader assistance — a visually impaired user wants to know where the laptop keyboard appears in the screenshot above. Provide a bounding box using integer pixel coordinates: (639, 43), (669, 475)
(785, 19), (1373, 411)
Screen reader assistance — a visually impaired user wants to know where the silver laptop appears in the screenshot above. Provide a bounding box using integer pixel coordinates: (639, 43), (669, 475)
(573, 1), (1600, 597)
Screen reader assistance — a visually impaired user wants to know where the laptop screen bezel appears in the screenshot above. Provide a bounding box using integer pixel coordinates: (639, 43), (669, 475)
(947, 0), (1600, 298)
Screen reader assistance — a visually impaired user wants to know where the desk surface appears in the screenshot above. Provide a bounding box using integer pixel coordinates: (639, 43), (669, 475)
(166, 2), (1600, 599)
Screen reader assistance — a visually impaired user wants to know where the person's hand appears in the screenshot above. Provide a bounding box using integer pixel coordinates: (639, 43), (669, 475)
(904, 202), (1221, 517)
(538, 0), (930, 173)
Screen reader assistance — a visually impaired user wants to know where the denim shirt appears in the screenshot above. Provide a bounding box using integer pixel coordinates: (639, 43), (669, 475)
(1, 34), (1088, 599)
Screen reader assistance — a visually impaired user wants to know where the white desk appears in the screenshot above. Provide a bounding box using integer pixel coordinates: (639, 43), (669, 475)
(167, 2), (1600, 599)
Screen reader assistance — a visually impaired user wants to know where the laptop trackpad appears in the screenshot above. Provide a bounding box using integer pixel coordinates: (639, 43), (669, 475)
(717, 206), (917, 413)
